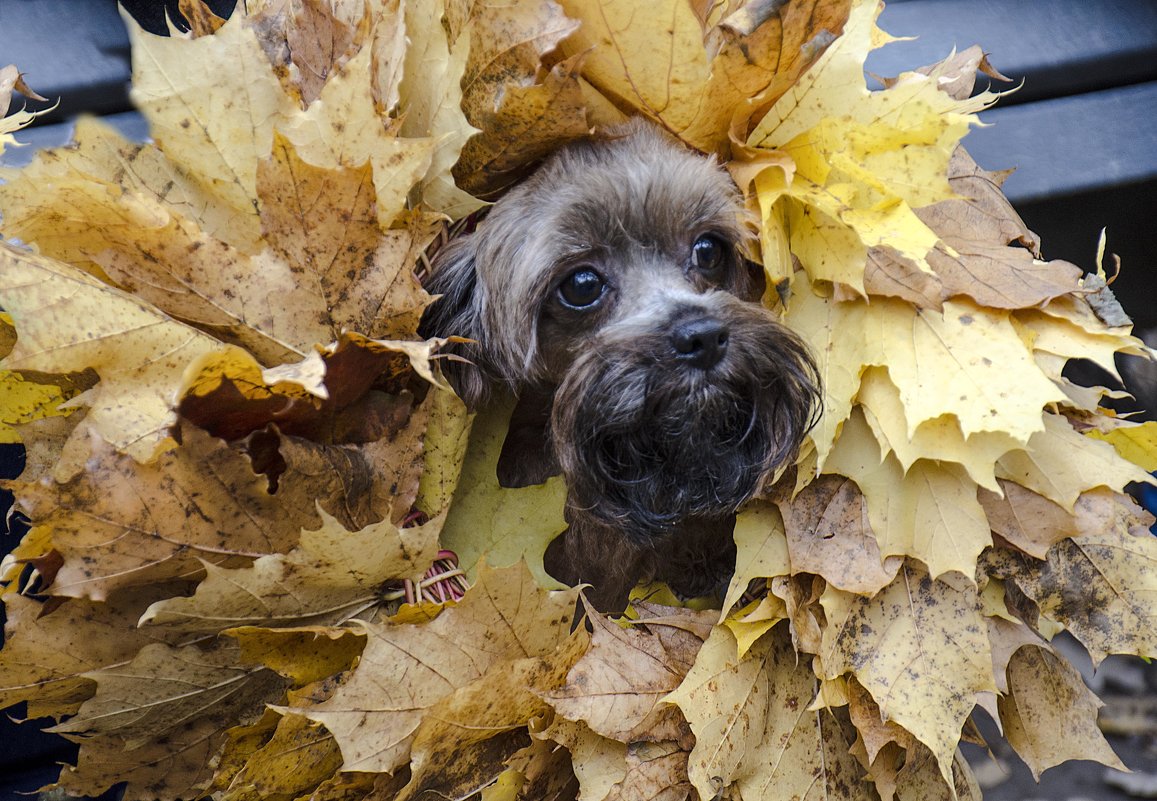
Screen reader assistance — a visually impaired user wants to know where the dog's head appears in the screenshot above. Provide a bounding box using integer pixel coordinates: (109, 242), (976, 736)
(421, 120), (821, 542)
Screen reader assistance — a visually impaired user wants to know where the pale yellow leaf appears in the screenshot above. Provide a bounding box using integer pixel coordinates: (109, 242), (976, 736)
(723, 501), (790, 614)
(397, 0), (483, 217)
(825, 409), (990, 579)
(126, 8), (296, 247)
(819, 564), (995, 788)
(0, 243), (226, 462)
(858, 366), (1017, 492)
(668, 624), (872, 801)
(996, 413), (1153, 512)
(999, 644), (1125, 779)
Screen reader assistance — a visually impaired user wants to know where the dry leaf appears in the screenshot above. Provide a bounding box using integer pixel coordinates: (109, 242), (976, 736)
(998, 644), (1125, 779)
(9, 424), (303, 600)
(302, 562), (581, 773)
(547, 602), (705, 743)
(669, 623), (873, 800)
(819, 564), (994, 787)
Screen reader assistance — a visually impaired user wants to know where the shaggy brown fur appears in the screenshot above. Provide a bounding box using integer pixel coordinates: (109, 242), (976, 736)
(420, 120), (821, 612)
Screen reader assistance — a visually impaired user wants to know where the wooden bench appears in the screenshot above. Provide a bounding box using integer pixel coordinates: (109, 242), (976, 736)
(1, 1), (1154, 797)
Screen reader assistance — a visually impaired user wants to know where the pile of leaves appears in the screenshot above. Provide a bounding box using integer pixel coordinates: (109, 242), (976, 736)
(2, 0), (1156, 799)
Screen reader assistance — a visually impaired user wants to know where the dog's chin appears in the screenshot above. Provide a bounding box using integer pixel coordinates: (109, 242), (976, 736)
(551, 307), (819, 543)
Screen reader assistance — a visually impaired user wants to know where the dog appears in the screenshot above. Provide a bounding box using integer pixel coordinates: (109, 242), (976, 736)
(419, 120), (821, 612)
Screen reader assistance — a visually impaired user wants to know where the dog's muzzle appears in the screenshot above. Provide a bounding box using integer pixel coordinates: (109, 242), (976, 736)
(551, 298), (821, 542)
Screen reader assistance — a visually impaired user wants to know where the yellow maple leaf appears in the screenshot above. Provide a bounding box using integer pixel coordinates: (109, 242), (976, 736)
(999, 645), (1125, 779)
(126, 9), (297, 249)
(0, 243), (227, 462)
(1088, 421), (1157, 471)
(743, 0), (995, 292)
(858, 367), (1018, 492)
(668, 623), (872, 800)
(824, 409), (990, 579)
(996, 413), (1153, 512)
(818, 564), (995, 788)
(397, 0), (484, 217)
(557, 0), (852, 154)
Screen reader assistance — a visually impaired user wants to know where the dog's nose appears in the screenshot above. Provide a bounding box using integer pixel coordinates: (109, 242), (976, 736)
(670, 317), (729, 369)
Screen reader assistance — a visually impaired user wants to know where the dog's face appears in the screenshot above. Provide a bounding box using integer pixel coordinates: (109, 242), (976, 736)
(422, 121), (820, 543)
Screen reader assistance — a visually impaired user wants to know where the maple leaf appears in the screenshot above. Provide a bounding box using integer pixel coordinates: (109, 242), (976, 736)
(0, 243), (228, 463)
(668, 623), (872, 800)
(438, 398), (568, 587)
(301, 562), (582, 774)
(984, 489), (1157, 665)
(998, 644), (1125, 779)
(139, 509), (441, 632)
(51, 640), (287, 801)
(818, 564), (995, 787)
(2, 0), (1154, 797)
(396, 0), (484, 217)
(546, 601), (706, 743)
(557, 0), (851, 153)
(743, 0), (993, 293)
(8, 423), (303, 600)
(771, 474), (901, 595)
(126, 9), (297, 251)
(0, 593), (173, 719)
(824, 410), (991, 579)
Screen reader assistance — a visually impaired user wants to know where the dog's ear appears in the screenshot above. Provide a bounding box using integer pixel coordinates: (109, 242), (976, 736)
(419, 235), (490, 409)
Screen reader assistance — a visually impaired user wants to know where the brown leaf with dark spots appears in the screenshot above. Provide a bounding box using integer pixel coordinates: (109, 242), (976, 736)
(10, 424), (303, 600)
(259, 134), (440, 342)
(606, 740), (694, 801)
(0, 593), (175, 718)
(998, 644), (1124, 779)
(285, 0), (362, 106)
(455, 54), (592, 199)
(772, 474), (901, 596)
(982, 488), (1157, 665)
(52, 640), (287, 801)
(547, 603), (705, 743)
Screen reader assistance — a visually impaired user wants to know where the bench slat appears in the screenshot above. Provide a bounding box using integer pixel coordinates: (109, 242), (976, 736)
(869, 0), (1157, 105)
(0, 0), (131, 123)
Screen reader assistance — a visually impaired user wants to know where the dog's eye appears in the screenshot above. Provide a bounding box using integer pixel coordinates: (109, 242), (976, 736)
(691, 234), (727, 274)
(558, 268), (606, 308)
